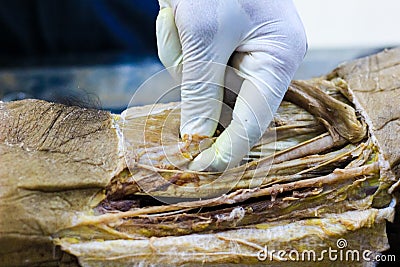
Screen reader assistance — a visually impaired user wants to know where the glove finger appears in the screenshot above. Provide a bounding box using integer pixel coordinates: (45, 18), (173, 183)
(205, 80), (263, 171)
(156, 7), (183, 78)
(174, 1), (244, 138)
(187, 146), (217, 172)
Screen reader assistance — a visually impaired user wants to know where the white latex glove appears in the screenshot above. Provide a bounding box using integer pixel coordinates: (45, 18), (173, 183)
(156, 0), (307, 171)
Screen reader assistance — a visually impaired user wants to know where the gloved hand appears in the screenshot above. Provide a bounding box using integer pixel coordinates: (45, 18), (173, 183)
(156, 0), (307, 171)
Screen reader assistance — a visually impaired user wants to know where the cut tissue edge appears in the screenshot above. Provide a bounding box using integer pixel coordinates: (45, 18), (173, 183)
(110, 102), (180, 172)
(334, 76), (399, 194)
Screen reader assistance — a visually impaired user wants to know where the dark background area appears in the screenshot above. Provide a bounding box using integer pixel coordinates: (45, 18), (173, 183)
(0, 0), (158, 67)
(0, 0), (162, 112)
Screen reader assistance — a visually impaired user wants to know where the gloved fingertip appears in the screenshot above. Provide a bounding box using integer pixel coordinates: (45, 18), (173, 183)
(187, 148), (216, 171)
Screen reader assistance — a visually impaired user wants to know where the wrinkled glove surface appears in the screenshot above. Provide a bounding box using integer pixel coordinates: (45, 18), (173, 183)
(156, 0), (307, 171)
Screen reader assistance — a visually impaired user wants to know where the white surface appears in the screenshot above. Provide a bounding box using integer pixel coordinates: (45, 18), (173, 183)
(293, 0), (400, 49)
